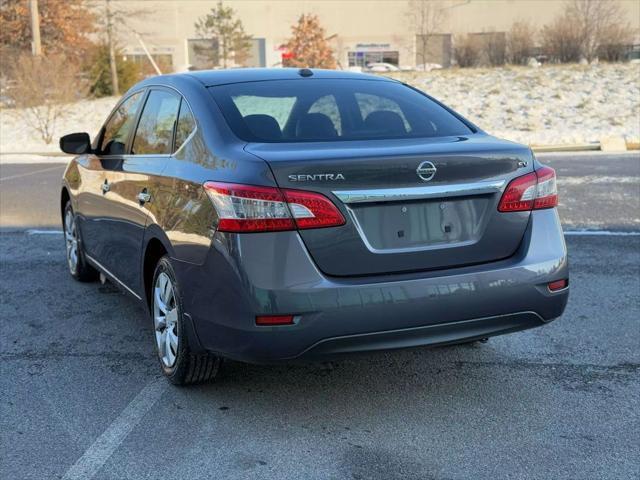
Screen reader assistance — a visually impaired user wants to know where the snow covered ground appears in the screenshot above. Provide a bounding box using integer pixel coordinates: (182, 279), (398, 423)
(0, 96), (116, 160)
(0, 63), (638, 163)
(389, 62), (640, 146)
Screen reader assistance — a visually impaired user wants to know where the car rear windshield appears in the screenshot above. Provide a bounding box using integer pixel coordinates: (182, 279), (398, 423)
(208, 79), (474, 143)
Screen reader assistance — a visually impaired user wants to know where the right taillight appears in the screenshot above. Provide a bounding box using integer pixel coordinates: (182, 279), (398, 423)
(498, 166), (558, 212)
(203, 181), (345, 233)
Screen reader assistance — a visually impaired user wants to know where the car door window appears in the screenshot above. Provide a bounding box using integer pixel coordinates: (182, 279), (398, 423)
(174, 101), (196, 152)
(99, 91), (144, 155)
(132, 90), (181, 155)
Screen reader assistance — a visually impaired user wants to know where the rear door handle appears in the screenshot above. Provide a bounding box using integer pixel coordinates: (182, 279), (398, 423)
(137, 189), (151, 204)
(101, 180), (110, 193)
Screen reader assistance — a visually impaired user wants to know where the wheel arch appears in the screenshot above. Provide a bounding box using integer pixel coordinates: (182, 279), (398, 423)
(60, 186), (71, 222)
(142, 227), (175, 309)
(141, 225), (207, 355)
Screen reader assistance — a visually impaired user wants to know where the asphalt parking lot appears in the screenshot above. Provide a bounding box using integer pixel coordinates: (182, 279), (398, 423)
(1, 152), (639, 479)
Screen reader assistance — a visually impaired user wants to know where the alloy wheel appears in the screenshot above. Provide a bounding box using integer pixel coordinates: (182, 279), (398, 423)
(153, 272), (179, 368)
(64, 209), (79, 274)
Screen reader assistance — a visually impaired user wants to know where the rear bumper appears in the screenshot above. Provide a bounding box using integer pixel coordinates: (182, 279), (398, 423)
(173, 209), (569, 363)
(299, 312), (547, 359)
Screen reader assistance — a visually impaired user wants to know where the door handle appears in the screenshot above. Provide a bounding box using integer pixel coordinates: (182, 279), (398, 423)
(101, 180), (110, 193)
(137, 189), (151, 204)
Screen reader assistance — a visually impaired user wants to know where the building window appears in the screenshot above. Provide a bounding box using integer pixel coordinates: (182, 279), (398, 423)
(246, 38), (266, 67)
(348, 51), (399, 67)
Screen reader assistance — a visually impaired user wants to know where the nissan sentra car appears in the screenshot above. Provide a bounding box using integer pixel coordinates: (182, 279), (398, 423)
(59, 68), (569, 385)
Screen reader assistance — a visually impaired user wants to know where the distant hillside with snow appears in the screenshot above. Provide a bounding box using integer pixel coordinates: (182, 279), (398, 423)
(1, 63), (638, 159)
(387, 63), (640, 147)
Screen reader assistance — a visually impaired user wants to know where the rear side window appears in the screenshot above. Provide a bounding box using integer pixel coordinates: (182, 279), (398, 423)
(356, 93), (411, 133)
(100, 92), (144, 155)
(233, 95), (295, 130)
(209, 79), (473, 143)
(132, 90), (180, 155)
(308, 95), (341, 136)
(174, 101), (196, 151)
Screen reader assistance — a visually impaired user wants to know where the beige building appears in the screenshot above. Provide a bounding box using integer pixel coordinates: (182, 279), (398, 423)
(114, 0), (640, 71)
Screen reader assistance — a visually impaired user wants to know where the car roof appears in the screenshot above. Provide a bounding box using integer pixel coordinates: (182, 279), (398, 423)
(164, 68), (395, 87)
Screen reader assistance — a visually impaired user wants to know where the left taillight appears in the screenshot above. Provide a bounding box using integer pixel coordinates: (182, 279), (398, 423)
(498, 166), (558, 212)
(203, 181), (345, 233)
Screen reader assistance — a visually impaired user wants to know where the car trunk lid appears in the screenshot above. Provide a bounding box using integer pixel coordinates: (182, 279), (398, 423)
(246, 135), (534, 277)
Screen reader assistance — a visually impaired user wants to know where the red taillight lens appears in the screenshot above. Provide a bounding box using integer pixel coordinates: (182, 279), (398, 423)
(203, 182), (295, 233)
(203, 182), (345, 233)
(497, 172), (537, 212)
(282, 188), (346, 230)
(498, 166), (558, 212)
(256, 315), (295, 326)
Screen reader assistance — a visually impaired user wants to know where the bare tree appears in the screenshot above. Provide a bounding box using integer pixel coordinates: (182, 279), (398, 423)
(567, 0), (631, 62)
(507, 21), (537, 65)
(541, 13), (582, 63)
(6, 55), (83, 144)
(407, 0), (448, 70)
(104, 0), (118, 95)
(598, 22), (634, 62)
(86, 0), (153, 95)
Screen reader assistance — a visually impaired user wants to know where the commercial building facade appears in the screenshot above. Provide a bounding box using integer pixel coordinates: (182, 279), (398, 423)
(113, 0), (640, 71)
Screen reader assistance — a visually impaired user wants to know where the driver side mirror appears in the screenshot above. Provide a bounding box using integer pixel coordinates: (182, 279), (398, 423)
(60, 132), (92, 155)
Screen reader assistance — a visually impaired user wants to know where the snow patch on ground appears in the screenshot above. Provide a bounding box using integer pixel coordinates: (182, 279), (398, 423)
(0, 96), (117, 155)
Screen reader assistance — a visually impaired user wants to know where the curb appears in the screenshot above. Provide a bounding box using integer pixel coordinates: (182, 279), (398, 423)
(531, 143), (600, 153)
(531, 138), (639, 153)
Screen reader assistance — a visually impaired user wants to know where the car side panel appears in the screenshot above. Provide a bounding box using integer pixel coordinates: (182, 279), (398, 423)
(64, 155), (110, 259)
(142, 92), (277, 267)
(104, 156), (168, 294)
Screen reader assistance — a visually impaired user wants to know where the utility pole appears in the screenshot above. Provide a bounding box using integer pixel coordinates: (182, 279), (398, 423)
(105, 0), (119, 95)
(28, 0), (42, 56)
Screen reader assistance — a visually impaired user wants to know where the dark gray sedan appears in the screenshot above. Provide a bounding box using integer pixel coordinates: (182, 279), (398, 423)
(59, 68), (568, 385)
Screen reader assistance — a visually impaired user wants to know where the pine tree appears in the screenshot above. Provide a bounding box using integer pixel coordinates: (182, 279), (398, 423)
(195, 1), (252, 68)
(283, 14), (336, 69)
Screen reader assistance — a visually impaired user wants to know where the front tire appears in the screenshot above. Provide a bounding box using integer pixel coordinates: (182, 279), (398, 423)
(63, 201), (97, 282)
(151, 256), (221, 385)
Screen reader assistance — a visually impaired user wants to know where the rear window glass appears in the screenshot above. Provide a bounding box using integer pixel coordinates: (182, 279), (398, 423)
(209, 79), (473, 143)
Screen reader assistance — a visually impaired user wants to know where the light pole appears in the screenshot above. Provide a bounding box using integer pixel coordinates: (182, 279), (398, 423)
(29, 0), (42, 56)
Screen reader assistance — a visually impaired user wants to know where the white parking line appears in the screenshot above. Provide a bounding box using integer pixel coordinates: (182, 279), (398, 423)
(27, 229), (63, 235)
(564, 230), (640, 236)
(61, 378), (168, 480)
(0, 164), (66, 181)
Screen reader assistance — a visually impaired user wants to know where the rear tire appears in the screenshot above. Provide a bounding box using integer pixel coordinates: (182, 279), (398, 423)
(63, 201), (98, 282)
(151, 256), (221, 385)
